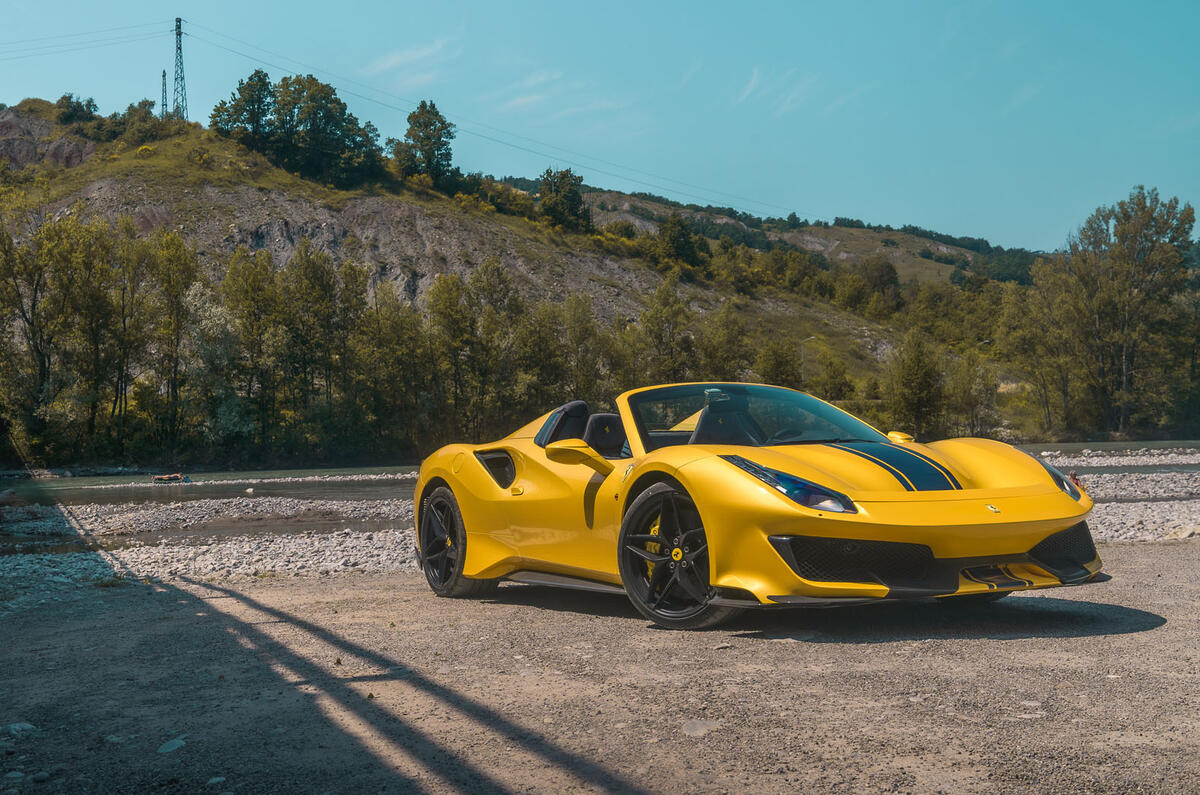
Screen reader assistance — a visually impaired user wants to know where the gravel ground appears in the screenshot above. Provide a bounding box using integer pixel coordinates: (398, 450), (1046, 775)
(1039, 448), (1200, 469)
(1, 497), (413, 537)
(1078, 471), (1200, 501)
(1086, 501), (1200, 542)
(0, 541), (1196, 793)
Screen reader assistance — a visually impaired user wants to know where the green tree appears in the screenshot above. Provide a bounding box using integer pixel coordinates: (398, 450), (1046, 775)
(538, 167), (591, 231)
(885, 329), (945, 440)
(810, 350), (854, 401)
(754, 338), (803, 389)
(945, 351), (998, 437)
(146, 231), (201, 455)
(210, 69), (275, 150)
(1037, 186), (1195, 433)
(655, 214), (701, 271)
(425, 273), (479, 440)
(695, 303), (750, 380)
(397, 100), (455, 187)
(638, 279), (694, 383)
(221, 246), (282, 450)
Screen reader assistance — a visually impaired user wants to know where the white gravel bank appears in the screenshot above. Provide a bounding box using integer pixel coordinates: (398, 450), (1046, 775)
(0, 527), (420, 613)
(1039, 448), (1200, 469)
(1086, 500), (1200, 542)
(1078, 471), (1200, 501)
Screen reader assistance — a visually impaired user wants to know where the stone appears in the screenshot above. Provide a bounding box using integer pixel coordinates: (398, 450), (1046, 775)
(681, 719), (721, 737)
(156, 736), (186, 754)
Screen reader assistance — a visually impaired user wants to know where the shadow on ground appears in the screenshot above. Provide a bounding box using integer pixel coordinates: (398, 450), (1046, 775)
(484, 582), (1166, 642)
(0, 493), (646, 793)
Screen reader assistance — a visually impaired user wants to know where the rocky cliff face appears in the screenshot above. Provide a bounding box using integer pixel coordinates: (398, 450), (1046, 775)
(0, 108), (95, 169)
(50, 176), (660, 320)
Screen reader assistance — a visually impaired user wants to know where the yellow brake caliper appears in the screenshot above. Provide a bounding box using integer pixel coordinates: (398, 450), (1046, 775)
(646, 516), (661, 578)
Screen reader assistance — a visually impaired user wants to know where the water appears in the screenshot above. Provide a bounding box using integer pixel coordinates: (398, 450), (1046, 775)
(5, 465), (418, 507)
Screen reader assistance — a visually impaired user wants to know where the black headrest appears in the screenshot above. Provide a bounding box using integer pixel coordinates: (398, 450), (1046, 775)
(687, 400), (759, 446)
(583, 413), (626, 458)
(540, 400), (588, 445)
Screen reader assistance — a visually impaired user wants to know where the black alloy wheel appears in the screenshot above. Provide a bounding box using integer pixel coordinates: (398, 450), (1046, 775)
(618, 482), (742, 630)
(417, 485), (498, 598)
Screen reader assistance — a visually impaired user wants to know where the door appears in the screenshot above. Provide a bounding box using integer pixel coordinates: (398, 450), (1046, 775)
(503, 437), (625, 580)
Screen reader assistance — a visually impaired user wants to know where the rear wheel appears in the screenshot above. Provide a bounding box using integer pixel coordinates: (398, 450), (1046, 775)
(418, 485), (499, 598)
(617, 482), (742, 630)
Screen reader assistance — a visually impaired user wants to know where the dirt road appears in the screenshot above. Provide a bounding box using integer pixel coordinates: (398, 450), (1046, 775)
(2, 540), (1198, 793)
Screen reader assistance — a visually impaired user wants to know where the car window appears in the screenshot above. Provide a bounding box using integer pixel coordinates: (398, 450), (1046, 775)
(628, 383), (885, 451)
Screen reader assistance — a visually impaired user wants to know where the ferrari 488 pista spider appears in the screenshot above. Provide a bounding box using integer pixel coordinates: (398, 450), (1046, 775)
(415, 383), (1104, 629)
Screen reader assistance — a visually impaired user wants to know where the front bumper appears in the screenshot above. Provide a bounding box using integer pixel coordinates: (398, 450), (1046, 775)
(767, 521), (1100, 599)
(709, 522), (1105, 607)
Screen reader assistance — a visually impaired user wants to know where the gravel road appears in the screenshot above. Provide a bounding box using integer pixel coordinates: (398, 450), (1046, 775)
(0, 541), (1197, 793)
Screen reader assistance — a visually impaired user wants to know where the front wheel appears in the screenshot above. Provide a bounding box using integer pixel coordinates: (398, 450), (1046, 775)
(417, 485), (499, 598)
(617, 482), (743, 630)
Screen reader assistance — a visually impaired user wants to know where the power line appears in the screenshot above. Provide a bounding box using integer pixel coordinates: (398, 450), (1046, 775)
(0, 20), (169, 48)
(184, 29), (813, 217)
(189, 20), (804, 215)
(0, 31), (165, 63)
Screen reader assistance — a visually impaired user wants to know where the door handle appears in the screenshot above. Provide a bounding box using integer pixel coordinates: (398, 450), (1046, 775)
(510, 486), (524, 496)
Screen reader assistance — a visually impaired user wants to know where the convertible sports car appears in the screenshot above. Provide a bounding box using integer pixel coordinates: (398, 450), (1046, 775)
(414, 382), (1104, 629)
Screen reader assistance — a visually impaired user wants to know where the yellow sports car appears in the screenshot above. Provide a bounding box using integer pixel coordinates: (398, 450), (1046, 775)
(415, 383), (1104, 629)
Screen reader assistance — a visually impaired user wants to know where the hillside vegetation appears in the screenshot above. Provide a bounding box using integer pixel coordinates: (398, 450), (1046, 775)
(1, 81), (1197, 468)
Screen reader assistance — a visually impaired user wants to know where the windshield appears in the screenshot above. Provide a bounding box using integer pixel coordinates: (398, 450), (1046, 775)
(628, 383), (886, 451)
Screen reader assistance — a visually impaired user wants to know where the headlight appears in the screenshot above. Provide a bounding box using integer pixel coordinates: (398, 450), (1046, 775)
(721, 454), (857, 513)
(1038, 459), (1081, 500)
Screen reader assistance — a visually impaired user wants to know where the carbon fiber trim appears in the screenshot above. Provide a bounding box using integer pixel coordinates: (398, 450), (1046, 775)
(770, 521), (1101, 597)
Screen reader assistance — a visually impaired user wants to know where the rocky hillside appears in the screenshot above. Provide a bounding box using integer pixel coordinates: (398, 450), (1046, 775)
(0, 98), (976, 377)
(584, 190), (978, 283)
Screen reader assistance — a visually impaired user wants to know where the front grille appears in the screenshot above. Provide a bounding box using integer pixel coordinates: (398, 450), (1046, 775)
(769, 535), (934, 585)
(1028, 522), (1097, 581)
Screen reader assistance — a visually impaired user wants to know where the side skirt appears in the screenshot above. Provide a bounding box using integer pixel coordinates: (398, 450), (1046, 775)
(504, 570), (627, 595)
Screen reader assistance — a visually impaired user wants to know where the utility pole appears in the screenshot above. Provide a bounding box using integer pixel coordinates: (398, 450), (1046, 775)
(160, 70), (168, 120)
(799, 335), (816, 388)
(171, 18), (187, 120)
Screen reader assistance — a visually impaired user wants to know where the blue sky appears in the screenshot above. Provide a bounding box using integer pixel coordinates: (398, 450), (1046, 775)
(3, 0), (1198, 250)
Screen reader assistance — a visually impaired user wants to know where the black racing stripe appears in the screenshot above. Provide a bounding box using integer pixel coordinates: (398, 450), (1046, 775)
(826, 443), (915, 491)
(887, 443), (962, 489)
(840, 442), (956, 491)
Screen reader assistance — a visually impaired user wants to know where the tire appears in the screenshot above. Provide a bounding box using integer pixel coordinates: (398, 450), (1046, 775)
(417, 485), (499, 598)
(617, 482), (743, 630)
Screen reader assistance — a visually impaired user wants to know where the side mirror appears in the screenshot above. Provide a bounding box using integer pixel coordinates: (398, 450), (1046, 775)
(545, 438), (615, 476)
(887, 431), (914, 444)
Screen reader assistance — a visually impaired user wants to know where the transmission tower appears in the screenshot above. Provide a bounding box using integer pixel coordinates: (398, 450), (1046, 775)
(171, 18), (187, 120)
(160, 70), (168, 120)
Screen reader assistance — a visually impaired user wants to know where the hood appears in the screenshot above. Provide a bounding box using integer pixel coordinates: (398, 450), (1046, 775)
(703, 438), (1053, 498)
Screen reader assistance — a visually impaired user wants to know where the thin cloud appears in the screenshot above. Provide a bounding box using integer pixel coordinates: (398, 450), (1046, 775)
(502, 94), (547, 111)
(1002, 82), (1042, 115)
(775, 75), (817, 116)
(736, 67), (760, 104)
(547, 100), (623, 121)
(822, 83), (871, 115)
(390, 71), (439, 91)
(997, 37), (1029, 60)
(518, 70), (561, 89)
(679, 59), (702, 89)
(364, 39), (450, 75)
